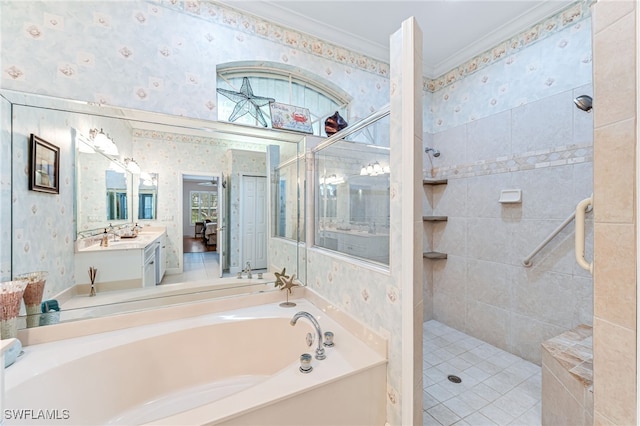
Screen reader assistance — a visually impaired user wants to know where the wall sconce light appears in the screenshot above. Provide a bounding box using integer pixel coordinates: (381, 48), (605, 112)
(89, 128), (119, 156)
(124, 158), (141, 174)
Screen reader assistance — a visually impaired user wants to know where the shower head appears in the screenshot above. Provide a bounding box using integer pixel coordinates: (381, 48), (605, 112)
(574, 95), (593, 112)
(425, 147), (440, 157)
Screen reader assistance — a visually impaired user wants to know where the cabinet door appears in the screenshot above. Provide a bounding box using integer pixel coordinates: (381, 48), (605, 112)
(143, 258), (155, 287)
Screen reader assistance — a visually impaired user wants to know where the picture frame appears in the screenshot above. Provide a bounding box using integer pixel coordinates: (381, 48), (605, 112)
(29, 134), (60, 194)
(269, 102), (314, 134)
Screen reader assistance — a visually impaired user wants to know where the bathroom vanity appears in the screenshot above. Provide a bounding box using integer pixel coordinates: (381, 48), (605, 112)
(74, 227), (167, 293)
(317, 229), (389, 264)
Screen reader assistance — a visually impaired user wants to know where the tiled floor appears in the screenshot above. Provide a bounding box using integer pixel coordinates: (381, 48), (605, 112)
(424, 320), (541, 426)
(160, 252), (221, 284)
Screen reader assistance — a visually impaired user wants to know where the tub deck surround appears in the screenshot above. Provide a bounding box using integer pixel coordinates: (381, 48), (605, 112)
(31, 278), (277, 327)
(5, 297), (387, 425)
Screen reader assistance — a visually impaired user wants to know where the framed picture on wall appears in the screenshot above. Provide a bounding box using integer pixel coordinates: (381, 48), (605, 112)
(29, 134), (60, 194)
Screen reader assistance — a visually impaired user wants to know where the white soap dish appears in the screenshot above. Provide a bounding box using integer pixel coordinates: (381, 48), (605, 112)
(499, 189), (522, 204)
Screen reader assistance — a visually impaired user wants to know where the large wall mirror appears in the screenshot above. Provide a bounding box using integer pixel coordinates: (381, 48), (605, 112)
(313, 109), (390, 265)
(1, 89), (306, 330)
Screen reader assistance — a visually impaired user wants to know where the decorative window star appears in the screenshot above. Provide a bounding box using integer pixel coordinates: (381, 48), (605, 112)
(216, 77), (275, 127)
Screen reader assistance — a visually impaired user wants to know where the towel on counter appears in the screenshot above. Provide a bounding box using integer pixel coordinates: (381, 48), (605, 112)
(40, 299), (61, 326)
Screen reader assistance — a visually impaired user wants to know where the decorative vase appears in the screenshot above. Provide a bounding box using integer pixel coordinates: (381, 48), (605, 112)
(324, 111), (348, 136)
(15, 271), (47, 328)
(0, 280), (28, 338)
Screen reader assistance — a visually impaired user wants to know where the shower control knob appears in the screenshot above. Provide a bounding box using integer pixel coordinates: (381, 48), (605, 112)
(299, 353), (313, 373)
(323, 331), (334, 347)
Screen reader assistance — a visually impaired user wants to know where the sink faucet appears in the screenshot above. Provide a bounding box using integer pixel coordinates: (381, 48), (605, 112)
(243, 261), (252, 279)
(107, 223), (117, 241)
(290, 311), (325, 360)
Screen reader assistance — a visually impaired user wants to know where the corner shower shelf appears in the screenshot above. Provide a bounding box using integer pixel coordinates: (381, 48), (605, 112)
(423, 178), (448, 259)
(423, 251), (447, 260)
(423, 178), (448, 185)
(423, 216), (448, 222)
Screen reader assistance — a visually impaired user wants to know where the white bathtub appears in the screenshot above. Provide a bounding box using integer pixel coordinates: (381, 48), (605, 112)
(5, 298), (387, 425)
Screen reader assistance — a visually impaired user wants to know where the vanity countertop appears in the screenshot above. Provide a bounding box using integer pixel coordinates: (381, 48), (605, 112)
(318, 228), (390, 238)
(75, 227), (166, 253)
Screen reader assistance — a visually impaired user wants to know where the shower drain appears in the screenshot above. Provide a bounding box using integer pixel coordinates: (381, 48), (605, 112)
(447, 375), (462, 384)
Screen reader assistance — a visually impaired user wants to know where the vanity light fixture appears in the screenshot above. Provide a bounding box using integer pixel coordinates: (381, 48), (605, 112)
(320, 174), (344, 185)
(360, 162), (390, 177)
(88, 128), (119, 156)
(124, 158), (141, 174)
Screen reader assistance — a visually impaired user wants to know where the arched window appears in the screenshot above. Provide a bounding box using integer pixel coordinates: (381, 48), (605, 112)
(217, 62), (351, 136)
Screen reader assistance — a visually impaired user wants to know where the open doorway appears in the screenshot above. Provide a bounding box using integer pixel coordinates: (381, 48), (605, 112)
(160, 173), (227, 285)
(183, 175), (219, 254)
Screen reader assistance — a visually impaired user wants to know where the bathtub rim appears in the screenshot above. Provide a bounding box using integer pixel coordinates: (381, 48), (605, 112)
(15, 287), (388, 359)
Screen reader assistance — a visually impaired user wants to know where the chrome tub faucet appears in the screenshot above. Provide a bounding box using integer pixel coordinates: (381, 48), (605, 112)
(290, 311), (325, 360)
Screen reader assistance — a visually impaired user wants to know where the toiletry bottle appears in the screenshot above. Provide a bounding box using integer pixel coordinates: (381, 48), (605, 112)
(101, 228), (109, 247)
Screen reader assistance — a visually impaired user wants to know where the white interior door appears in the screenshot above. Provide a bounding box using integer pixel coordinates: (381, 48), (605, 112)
(218, 173), (226, 278)
(241, 175), (267, 270)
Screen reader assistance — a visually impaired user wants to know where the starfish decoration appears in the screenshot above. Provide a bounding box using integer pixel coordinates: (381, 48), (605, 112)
(280, 273), (299, 294)
(274, 267), (289, 288)
(216, 77), (275, 127)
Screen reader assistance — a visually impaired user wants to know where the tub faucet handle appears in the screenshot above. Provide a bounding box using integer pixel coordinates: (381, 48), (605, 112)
(323, 331), (334, 347)
(299, 353), (313, 373)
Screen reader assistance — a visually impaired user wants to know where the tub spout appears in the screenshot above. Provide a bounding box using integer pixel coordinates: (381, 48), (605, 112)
(290, 311), (325, 360)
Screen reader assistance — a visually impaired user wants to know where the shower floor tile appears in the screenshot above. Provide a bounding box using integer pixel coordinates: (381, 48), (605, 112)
(423, 320), (541, 426)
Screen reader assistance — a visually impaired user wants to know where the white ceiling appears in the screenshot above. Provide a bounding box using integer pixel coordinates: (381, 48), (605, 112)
(220, 0), (574, 78)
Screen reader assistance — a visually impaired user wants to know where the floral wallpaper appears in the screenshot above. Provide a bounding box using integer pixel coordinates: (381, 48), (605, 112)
(424, 1), (591, 94)
(1, 1), (389, 123)
(11, 104), (77, 300)
(425, 3), (592, 133)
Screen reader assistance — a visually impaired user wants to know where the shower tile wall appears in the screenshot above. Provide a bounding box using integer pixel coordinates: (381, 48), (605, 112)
(591, 0), (637, 424)
(422, 6), (594, 367)
(423, 86), (594, 366)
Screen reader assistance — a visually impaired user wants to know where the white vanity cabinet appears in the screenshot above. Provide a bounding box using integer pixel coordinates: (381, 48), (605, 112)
(75, 228), (167, 293)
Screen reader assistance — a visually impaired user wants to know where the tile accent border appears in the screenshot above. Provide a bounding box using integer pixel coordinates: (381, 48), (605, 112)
(427, 144), (593, 179)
